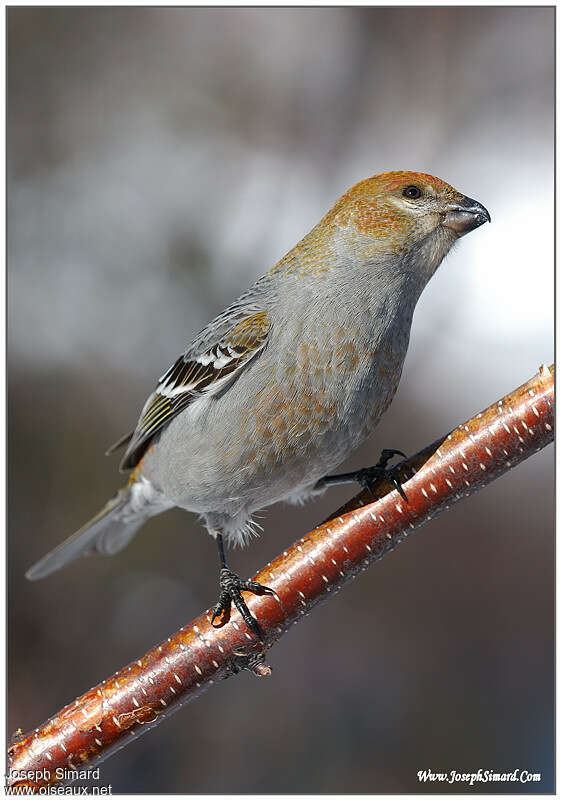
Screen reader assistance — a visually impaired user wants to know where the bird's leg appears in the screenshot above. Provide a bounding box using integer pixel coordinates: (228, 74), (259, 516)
(317, 448), (409, 502)
(210, 533), (276, 640)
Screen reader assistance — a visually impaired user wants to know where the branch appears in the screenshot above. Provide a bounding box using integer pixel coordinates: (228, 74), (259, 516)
(8, 365), (554, 790)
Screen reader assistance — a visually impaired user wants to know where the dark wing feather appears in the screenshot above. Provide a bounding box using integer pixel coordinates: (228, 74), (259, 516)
(116, 310), (271, 471)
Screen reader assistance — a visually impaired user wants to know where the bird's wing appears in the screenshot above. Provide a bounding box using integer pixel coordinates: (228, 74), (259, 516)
(113, 302), (271, 471)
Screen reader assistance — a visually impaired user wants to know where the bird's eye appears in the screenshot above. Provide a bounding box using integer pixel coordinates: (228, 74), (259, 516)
(402, 185), (422, 200)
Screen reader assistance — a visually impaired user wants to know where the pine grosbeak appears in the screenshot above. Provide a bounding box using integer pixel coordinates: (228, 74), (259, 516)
(27, 171), (490, 636)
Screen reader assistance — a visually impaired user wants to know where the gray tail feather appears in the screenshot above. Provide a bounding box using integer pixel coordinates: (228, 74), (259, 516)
(26, 488), (144, 581)
(105, 430), (134, 456)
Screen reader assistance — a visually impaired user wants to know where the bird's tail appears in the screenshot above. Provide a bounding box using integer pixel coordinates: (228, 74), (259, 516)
(25, 486), (147, 581)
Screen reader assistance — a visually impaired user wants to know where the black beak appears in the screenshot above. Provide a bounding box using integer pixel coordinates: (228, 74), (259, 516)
(442, 195), (491, 236)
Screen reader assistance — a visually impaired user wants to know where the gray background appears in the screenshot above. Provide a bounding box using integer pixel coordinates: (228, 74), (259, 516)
(8, 7), (554, 793)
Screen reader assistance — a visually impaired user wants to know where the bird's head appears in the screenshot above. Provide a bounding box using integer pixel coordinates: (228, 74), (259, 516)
(330, 170), (490, 281)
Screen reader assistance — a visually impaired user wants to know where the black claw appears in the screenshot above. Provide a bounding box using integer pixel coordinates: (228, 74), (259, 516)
(211, 568), (272, 639)
(355, 449), (409, 503)
(379, 448), (407, 467)
(241, 580), (277, 597)
(232, 592), (264, 638)
(358, 470), (381, 497)
(211, 591), (231, 628)
(389, 473), (409, 503)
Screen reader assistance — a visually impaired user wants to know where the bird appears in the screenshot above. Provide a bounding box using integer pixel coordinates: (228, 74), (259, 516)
(26, 170), (490, 637)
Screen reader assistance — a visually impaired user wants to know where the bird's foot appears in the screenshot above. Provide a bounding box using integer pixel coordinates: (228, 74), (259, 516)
(319, 448), (409, 502)
(210, 568), (276, 639)
(355, 448), (409, 502)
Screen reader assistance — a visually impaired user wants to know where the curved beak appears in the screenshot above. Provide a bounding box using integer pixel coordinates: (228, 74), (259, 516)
(442, 195), (491, 236)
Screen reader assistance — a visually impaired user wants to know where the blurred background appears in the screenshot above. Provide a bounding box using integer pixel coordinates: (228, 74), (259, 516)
(8, 7), (554, 793)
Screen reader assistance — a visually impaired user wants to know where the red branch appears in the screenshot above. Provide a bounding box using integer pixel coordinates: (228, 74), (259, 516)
(8, 365), (554, 790)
